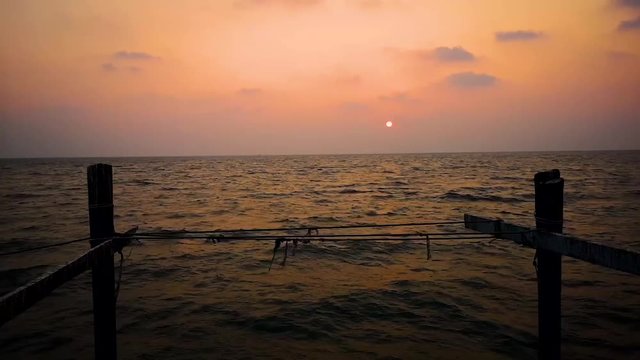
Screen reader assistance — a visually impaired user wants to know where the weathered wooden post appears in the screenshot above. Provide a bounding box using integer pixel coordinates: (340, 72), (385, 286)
(87, 164), (117, 360)
(534, 169), (563, 360)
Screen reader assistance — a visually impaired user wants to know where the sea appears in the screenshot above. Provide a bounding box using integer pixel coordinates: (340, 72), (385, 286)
(1, 151), (639, 359)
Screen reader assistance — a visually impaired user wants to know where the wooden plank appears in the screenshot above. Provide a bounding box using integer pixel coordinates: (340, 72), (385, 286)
(0, 240), (113, 327)
(464, 214), (640, 276)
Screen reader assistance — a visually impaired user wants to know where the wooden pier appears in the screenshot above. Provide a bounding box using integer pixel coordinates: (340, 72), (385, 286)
(1, 164), (639, 360)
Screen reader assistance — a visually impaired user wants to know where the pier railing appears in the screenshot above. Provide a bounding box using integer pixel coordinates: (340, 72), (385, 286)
(1, 164), (639, 360)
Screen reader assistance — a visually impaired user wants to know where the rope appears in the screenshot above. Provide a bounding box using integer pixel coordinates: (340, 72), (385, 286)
(132, 235), (497, 242)
(130, 229), (528, 243)
(0, 220), (513, 259)
(135, 219), (494, 236)
(114, 245), (134, 303)
(534, 216), (563, 227)
(0, 236), (92, 257)
(0, 227), (137, 258)
(281, 240), (289, 266)
(114, 249), (124, 302)
(0, 232), (520, 259)
(133, 231), (519, 239)
(268, 239), (283, 272)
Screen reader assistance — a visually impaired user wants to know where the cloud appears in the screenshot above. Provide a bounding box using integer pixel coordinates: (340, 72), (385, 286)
(395, 46), (476, 63)
(378, 92), (416, 103)
(101, 63), (117, 72)
(617, 16), (640, 31)
(105, 51), (157, 73)
(113, 51), (159, 61)
(615, 0), (640, 8)
(100, 63), (143, 74)
(430, 46), (475, 62)
(447, 72), (498, 88)
(495, 31), (544, 42)
(234, 0), (323, 8)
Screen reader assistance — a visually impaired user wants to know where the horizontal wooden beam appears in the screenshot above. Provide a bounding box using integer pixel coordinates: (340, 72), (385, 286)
(464, 214), (640, 276)
(0, 240), (113, 327)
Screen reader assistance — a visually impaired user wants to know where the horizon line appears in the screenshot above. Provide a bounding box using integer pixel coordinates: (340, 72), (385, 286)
(1, 148), (639, 160)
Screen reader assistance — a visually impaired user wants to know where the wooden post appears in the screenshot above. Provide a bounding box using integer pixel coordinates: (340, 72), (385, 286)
(87, 164), (117, 360)
(534, 169), (563, 360)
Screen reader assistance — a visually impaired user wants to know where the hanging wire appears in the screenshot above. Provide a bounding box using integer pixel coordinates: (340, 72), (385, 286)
(281, 240), (289, 266)
(134, 219), (495, 236)
(114, 245), (134, 303)
(0, 236), (93, 257)
(0, 219), (514, 307)
(0, 220), (520, 259)
(114, 249), (124, 302)
(133, 231), (518, 239)
(268, 239), (283, 272)
(131, 235), (498, 242)
(0, 226), (141, 258)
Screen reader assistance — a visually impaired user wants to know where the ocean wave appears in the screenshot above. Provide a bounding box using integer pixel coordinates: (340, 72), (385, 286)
(372, 194), (394, 200)
(439, 191), (527, 203)
(3, 193), (46, 199)
(387, 180), (409, 186)
(338, 188), (370, 194)
(130, 179), (156, 186)
(166, 213), (204, 219)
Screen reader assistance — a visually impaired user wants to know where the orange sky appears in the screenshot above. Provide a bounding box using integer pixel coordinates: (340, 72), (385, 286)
(1, 0), (639, 156)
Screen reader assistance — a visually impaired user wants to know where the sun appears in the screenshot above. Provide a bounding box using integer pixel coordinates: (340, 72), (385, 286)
(386, 121), (393, 128)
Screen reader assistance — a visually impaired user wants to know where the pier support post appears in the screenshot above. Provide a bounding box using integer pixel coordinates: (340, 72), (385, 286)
(87, 164), (117, 360)
(534, 169), (564, 360)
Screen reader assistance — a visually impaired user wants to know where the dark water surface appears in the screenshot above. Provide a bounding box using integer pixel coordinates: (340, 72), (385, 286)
(1, 152), (639, 359)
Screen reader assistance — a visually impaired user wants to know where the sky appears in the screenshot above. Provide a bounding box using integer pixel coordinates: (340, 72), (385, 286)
(1, 0), (639, 157)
